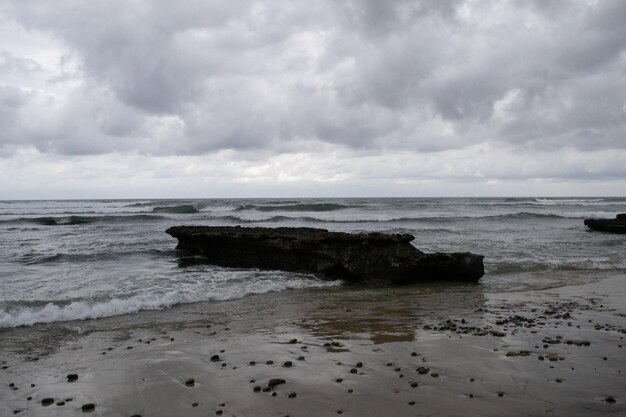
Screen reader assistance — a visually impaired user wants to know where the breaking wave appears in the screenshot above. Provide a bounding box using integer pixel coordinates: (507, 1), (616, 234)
(0, 214), (164, 226)
(0, 274), (340, 328)
(235, 203), (360, 212)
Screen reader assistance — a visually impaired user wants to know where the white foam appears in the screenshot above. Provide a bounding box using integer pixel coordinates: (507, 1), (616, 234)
(0, 276), (340, 328)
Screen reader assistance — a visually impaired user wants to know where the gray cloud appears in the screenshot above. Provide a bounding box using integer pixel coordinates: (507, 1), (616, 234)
(0, 0), (624, 164)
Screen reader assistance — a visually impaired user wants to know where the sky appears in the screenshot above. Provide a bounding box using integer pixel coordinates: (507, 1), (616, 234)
(0, 0), (625, 199)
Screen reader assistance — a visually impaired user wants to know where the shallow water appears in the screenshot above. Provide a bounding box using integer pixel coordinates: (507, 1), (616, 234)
(1, 197), (624, 327)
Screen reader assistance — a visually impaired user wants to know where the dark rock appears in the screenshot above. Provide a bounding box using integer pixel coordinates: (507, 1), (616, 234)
(416, 367), (430, 375)
(605, 396), (616, 403)
(56, 402), (65, 406)
(253, 385), (261, 392)
(41, 398), (54, 406)
(288, 339), (298, 344)
(268, 378), (286, 388)
(350, 368), (357, 374)
(584, 214), (626, 234)
(211, 355), (220, 362)
(81, 403), (95, 412)
(67, 373), (78, 382)
(288, 392), (297, 398)
(283, 361), (293, 368)
(185, 379), (195, 387)
(166, 226), (484, 284)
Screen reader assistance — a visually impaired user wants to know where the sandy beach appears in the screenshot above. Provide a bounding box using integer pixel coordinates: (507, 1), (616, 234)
(1, 273), (624, 417)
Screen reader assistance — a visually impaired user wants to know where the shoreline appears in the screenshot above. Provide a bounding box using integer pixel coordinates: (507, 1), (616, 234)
(2, 275), (625, 416)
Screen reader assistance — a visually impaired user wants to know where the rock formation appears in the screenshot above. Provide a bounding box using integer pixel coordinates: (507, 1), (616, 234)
(584, 214), (626, 234)
(166, 226), (484, 285)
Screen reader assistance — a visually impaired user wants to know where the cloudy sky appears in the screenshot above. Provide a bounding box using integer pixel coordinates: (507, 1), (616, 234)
(1, 0), (625, 198)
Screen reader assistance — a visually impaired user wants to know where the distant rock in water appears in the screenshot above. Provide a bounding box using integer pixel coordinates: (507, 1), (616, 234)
(166, 226), (484, 285)
(584, 214), (626, 234)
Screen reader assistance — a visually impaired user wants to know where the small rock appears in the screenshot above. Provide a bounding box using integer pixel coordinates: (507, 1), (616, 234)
(288, 392), (297, 398)
(266, 360), (274, 365)
(67, 374), (78, 382)
(42, 398), (54, 406)
(56, 402), (65, 406)
(350, 368), (357, 374)
(81, 403), (95, 412)
(356, 361), (363, 367)
(410, 382), (418, 388)
(268, 378), (286, 388)
(185, 379), (195, 387)
(417, 367), (430, 375)
(283, 361), (293, 368)
(192, 403), (198, 407)
(262, 386), (271, 392)
(211, 355), (220, 362)
(253, 385), (261, 392)
(605, 396), (616, 403)
(289, 339), (298, 344)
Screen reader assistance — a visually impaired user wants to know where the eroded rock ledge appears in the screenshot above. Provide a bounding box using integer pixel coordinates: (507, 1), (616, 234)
(584, 214), (626, 234)
(166, 226), (484, 285)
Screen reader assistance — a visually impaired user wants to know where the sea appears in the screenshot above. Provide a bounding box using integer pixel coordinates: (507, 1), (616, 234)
(1, 197), (624, 329)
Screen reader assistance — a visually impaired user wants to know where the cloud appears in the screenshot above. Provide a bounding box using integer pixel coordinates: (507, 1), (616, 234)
(0, 0), (624, 196)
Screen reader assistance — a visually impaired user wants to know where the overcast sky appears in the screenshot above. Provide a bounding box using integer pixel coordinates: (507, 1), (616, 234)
(1, 0), (625, 198)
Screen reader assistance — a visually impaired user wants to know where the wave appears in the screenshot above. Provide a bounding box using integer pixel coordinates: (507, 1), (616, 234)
(208, 212), (573, 224)
(0, 214), (164, 226)
(235, 203), (360, 212)
(17, 249), (177, 265)
(530, 198), (616, 206)
(0, 275), (340, 328)
(488, 257), (622, 275)
(152, 204), (199, 214)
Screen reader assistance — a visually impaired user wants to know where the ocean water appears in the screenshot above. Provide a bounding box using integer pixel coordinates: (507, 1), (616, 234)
(0, 197), (624, 328)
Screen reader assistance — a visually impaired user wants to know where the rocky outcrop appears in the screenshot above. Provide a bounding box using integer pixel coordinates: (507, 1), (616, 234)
(166, 226), (484, 285)
(584, 214), (626, 234)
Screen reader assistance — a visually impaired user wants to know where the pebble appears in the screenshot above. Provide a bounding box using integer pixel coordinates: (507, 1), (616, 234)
(211, 355), (220, 362)
(289, 339), (298, 344)
(417, 366), (430, 375)
(268, 378), (286, 388)
(41, 398), (54, 406)
(605, 396), (616, 403)
(67, 373), (79, 382)
(56, 401), (65, 406)
(81, 403), (96, 412)
(253, 385), (261, 392)
(410, 382), (418, 388)
(288, 392), (297, 398)
(185, 378), (195, 387)
(350, 368), (357, 374)
(283, 361), (293, 368)
(266, 360), (274, 365)
(192, 402), (198, 407)
(356, 362), (363, 367)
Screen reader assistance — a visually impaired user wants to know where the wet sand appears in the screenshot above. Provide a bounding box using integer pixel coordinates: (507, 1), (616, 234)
(1, 275), (625, 417)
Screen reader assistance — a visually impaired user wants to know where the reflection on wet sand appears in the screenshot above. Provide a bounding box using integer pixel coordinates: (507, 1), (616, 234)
(296, 283), (486, 344)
